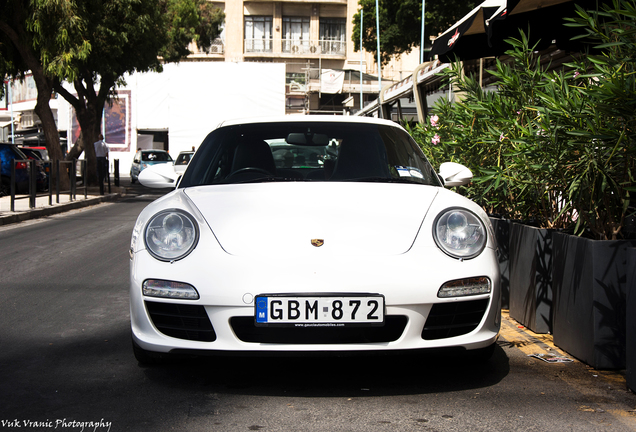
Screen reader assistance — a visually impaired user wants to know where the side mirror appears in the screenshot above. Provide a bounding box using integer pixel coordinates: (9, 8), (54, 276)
(138, 163), (179, 189)
(439, 162), (473, 187)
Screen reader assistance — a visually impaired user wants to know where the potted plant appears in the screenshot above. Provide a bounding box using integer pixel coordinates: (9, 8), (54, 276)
(410, 0), (635, 366)
(627, 248), (636, 391)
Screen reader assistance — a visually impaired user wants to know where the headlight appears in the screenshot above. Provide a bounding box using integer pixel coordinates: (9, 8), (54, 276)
(433, 208), (486, 259)
(144, 209), (199, 261)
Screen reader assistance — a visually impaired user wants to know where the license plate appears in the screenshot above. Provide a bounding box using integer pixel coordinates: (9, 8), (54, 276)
(255, 294), (385, 327)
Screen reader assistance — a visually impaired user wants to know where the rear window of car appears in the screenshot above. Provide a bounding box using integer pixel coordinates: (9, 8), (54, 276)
(23, 147), (49, 160)
(179, 122), (442, 187)
(0, 144), (28, 170)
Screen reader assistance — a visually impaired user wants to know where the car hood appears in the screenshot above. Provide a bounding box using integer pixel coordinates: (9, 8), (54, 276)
(143, 161), (173, 166)
(184, 182), (439, 257)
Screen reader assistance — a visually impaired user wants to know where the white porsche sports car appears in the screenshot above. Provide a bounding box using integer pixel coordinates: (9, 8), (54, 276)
(130, 116), (501, 363)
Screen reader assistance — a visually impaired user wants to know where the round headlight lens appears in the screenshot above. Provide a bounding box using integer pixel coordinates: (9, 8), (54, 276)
(144, 210), (199, 261)
(433, 208), (486, 259)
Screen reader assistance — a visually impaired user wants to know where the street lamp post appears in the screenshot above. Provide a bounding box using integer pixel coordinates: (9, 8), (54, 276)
(360, 9), (364, 110)
(420, 0), (426, 64)
(375, 0), (381, 92)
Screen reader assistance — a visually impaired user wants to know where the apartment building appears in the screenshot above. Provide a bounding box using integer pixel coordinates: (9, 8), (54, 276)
(188, 0), (420, 115)
(2, 0), (421, 150)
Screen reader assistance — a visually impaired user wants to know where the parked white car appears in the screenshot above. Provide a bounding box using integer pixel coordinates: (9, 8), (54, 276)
(174, 150), (194, 175)
(130, 116), (500, 363)
(130, 149), (173, 183)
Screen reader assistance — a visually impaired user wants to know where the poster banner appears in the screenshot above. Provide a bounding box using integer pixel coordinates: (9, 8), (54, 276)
(320, 69), (345, 94)
(69, 90), (131, 152)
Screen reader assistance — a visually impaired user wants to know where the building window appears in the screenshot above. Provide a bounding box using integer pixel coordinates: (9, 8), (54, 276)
(286, 72), (307, 92)
(245, 16), (273, 52)
(282, 17), (310, 53)
(319, 18), (346, 55)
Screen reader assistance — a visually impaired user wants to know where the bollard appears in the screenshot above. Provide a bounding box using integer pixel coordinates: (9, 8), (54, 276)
(56, 159), (60, 203)
(114, 159), (120, 187)
(29, 160), (36, 208)
(71, 159), (77, 200)
(10, 162), (15, 212)
(107, 161), (111, 194)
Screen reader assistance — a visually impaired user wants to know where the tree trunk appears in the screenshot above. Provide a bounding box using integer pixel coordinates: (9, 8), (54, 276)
(0, 10), (69, 190)
(32, 84), (70, 191)
(74, 117), (101, 186)
(55, 79), (106, 187)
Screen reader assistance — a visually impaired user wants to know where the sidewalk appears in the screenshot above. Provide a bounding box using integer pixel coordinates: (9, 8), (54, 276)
(501, 310), (629, 388)
(0, 184), (125, 226)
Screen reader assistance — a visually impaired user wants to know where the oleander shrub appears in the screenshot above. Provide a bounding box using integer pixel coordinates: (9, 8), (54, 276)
(410, 0), (635, 240)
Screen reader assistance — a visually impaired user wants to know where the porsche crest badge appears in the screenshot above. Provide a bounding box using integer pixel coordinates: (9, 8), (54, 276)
(311, 239), (325, 247)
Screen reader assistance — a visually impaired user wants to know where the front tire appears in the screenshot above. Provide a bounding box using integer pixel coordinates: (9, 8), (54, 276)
(0, 176), (8, 197)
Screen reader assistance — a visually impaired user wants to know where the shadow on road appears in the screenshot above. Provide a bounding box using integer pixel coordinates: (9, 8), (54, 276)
(139, 345), (510, 397)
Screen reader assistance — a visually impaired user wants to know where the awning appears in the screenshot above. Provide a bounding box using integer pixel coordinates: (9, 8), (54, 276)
(428, 0), (507, 60)
(428, 0), (596, 62)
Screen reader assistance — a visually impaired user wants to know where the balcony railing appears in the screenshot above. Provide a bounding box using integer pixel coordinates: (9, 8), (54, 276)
(208, 38), (224, 54)
(188, 37), (225, 56)
(318, 39), (346, 55)
(282, 39), (345, 55)
(245, 38), (273, 53)
(245, 38), (345, 56)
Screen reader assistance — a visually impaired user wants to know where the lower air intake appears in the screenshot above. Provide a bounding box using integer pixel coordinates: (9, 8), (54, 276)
(145, 301), (216, 342)
(231, 316), (408, 344)
(422, 299), (489, 340)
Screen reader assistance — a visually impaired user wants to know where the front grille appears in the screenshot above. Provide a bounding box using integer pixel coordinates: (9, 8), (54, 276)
(145, 301), (216, 342)
(230, 316), (408, 344)
(422, 299), (489, 340)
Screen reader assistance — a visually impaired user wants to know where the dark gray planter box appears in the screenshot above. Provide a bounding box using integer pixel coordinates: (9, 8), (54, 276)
(489, 217), (511, 310)
(552, 233), (636, 370)
(508, 223), (554, 334)
(627, 248), (636, 390)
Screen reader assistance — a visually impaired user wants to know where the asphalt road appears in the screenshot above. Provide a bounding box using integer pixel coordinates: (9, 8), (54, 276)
(0, 189), (635, 432)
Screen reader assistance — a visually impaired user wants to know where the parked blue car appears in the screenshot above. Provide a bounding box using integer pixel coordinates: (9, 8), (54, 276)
(130, 149), (173, 184)
(0, 143), (30, 195)
(19, 147), (49, 191)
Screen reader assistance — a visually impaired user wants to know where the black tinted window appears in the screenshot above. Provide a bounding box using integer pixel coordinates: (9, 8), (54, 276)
(142, 151), (172, 162)
(179, 122), (441, 187)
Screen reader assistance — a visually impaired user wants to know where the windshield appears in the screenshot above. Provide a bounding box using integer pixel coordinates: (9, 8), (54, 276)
(142, 151), (172, 162)
(179, 122), (442, 187)
(175, 153), (193, 165)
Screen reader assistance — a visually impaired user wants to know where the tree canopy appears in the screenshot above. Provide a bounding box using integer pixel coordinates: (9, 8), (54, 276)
(0, 0), (91, 175)
(0, 0), (224, 184)
(352, 0), (478, 65)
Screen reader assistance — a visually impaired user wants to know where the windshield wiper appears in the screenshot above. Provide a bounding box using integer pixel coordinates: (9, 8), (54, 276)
(230, 176), (308, 184)
(338, 177), (418, 184)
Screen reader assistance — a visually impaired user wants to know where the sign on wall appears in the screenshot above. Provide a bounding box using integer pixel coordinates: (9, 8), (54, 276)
(68, 90), (132, 152)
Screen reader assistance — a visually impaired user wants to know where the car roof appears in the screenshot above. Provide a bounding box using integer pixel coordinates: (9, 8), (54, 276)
(0, 142), (22, 151)
(0, 143), (27, 157)
(216, 115), (403, 130)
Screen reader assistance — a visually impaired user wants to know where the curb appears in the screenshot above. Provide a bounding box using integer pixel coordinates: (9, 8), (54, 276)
(0, 192), (122, 226)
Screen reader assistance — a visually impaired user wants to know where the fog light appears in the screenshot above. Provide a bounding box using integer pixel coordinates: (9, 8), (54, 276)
(438, 277), (491, 298)
(142, 279), (199, 299)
